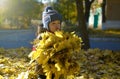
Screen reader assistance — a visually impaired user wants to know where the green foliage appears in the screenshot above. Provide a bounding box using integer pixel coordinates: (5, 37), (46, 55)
(1, 0), (44, 29)
(0, 0), (85, 29)
(53, 0), (77, 25)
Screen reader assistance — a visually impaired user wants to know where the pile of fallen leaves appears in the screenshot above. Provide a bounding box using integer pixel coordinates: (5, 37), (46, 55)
(75, 48), (120, 79)
(29, 31), (82, 79)
(0, 47), (32, 79)
(0, 47), (120, 79)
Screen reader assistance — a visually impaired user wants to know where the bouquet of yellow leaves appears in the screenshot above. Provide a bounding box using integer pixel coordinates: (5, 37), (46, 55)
(29, 31), (82, 79)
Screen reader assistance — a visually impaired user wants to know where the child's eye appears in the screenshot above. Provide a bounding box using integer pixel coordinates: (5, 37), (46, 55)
(52, 23), (55, 24)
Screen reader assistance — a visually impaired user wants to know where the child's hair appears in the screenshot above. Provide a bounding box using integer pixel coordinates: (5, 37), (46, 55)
(36, 23), (47, 36)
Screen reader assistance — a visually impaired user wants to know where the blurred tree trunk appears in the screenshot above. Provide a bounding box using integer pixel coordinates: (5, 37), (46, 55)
(102, 0), (106, 23)
(75, 0), (90, 50)
(85, 0), (95, 22)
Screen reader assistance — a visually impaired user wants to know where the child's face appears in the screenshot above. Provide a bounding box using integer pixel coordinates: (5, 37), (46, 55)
(49, 20), (61, 33)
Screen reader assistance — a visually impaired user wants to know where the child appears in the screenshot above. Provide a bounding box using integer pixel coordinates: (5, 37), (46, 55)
(33, 6), (62, 79)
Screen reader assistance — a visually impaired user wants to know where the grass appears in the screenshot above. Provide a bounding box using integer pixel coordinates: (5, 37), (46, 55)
(88, 29), (120, 38)
(62, 26), (120, 38)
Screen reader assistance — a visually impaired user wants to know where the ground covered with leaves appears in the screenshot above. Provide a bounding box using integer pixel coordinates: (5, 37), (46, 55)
(0, 47), (35, 79)
(0, 47), (120, 79)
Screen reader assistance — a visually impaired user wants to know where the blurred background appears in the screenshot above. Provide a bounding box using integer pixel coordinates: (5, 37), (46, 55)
(0, 0), (120, 51)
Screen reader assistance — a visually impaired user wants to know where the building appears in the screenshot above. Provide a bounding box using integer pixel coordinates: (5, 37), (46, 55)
(88, 0), (120, 29)
(104, 0), (120, 29)
(107, 0), (120, 21)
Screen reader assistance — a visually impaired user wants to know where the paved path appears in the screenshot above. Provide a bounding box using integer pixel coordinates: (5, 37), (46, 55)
(0, 29), (36, 48)
(0, 29), (120, 51)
